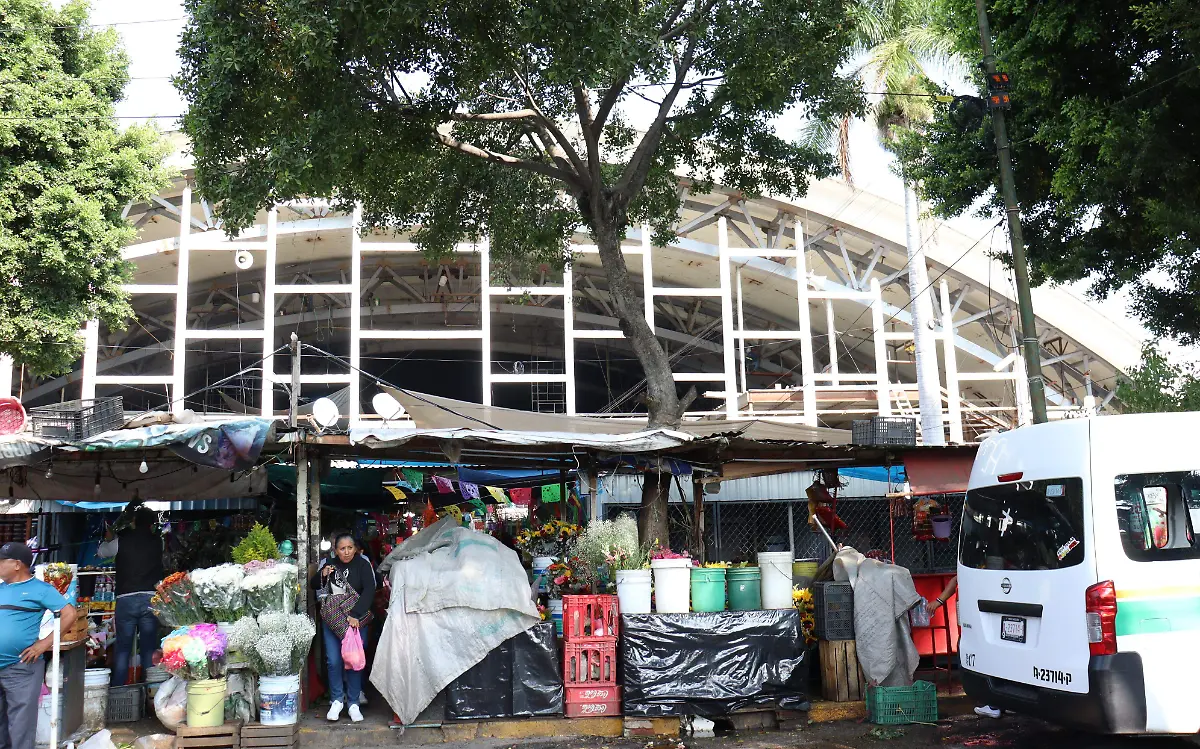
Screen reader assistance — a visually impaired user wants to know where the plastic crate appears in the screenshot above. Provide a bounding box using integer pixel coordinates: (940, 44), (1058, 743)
(106, 683), (145, 724)
(563, 641), (617, 687)
(813, 581), (855, 640)
(30, 397), (123, 440)
(851, 416), (917, 446)
(867, 681), (938, 725)
(564, 685), (622, 718)
(563, 595), (619, 643)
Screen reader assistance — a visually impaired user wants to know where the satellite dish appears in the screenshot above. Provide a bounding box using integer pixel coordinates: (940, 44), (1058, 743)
(234, 250), (254, 270)
(0, 397), (25, 436)
(372, 392), (405, 421)
(311, 397), (340, 429)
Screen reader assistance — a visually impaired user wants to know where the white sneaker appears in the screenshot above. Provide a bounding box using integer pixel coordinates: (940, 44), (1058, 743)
(327, 700), (343, 721)
(974, 705), (1002, 719)
(348, 704), (364, 723)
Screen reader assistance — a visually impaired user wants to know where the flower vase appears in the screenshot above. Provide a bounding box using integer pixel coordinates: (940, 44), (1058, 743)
(532, 556), (554, 595)
(548, 598), (563, 636)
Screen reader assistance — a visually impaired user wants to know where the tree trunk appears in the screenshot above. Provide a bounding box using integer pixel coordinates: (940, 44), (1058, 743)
(590, 218), (686, 548)
(902, 176), (945, 446)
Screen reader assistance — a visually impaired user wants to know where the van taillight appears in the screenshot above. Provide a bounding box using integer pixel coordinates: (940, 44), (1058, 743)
(1085, 581), (1118, 656)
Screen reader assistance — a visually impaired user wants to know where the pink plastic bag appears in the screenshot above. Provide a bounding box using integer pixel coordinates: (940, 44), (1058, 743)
(341, 627), (366, 671)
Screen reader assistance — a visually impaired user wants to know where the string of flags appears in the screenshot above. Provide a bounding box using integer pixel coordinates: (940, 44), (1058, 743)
(384, 467), (571, 511)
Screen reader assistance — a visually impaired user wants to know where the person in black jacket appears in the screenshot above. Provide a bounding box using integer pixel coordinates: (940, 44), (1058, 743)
(97, 499), (164, 687)
(312, 532), (375, 722)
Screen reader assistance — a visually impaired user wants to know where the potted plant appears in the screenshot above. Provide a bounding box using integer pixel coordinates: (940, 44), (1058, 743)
(649, 543), (693, 614)
(515, 520), (580, 593)
(571, 515), (653, 614)
(544, 556), (589, 635)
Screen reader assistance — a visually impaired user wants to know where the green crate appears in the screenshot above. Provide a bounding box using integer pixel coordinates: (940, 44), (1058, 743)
(866, 681), (938, 725)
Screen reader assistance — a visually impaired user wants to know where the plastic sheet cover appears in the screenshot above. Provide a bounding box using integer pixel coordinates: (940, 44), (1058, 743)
(621, 610), (808, 716)
(444, 622), (563, 720)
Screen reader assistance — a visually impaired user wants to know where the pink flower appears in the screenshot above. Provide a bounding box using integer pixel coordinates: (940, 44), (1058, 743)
(553, 575), (568, 586)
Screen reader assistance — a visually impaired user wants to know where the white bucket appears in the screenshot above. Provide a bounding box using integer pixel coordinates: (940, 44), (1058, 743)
(83, 682), (108, 733)
(758, 552), (795, 609)
(650, 558), (692, 613)
(258, 674), (301, 725)
(615, 569), (652, 614)
(532, 556), (554, 594)
(84, 668), (110, 687)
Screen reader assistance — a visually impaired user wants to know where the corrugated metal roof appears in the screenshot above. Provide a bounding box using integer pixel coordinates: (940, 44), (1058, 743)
(598, 469), (898, 504)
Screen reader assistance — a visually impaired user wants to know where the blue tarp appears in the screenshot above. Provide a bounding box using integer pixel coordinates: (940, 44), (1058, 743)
(839, 466), (906, 484)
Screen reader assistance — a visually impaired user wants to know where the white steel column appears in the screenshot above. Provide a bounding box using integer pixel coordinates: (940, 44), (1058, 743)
(480, 238), (493, 406)
(903, 182), (945, 445)
(795, 220), (817, 426)
(940, 280), (964, 443)
(0, 355), (11, 397)
(260, 209), (278, 417)
(735, 267), (748, 392)
(349, 205), (363, 424)
(563, 260), (577, 415)
(171, 187), (191, 416)
(825, 300), (838, 386)
(870, 278), (891, 416)
(641, 227), (654, 332)
(717, 218), (737, 418)
(81, 320), (98, 401)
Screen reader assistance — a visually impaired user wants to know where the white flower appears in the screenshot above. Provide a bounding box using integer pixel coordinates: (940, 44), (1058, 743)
(257, 610), (288, 634)
(226, 616), (260, 652)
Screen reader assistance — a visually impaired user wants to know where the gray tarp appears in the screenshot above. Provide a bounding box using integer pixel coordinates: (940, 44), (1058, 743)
(832, 548), (921, 687)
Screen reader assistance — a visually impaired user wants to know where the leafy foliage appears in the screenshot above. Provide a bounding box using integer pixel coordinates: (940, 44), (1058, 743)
(893, 0), (1200, 343)
(0, 0), (173, 375)
(1116, 344), (1200, 414)
(176, 0), (864, 428)
(231, 523), (280, 565)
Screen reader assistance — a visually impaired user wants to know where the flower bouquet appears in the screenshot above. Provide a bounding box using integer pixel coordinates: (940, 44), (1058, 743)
(224, 615), (261, 666)
(245, 611), (316, 677)
(240, 562), (298, 615)
(161, 623), (227, 680)
(545, 556), (590, 597)
(650, 544), (693, 562)
(191, 564), (246, 622)
(514, 520), (580, 559)
(571, 515), (648, 589)
(43, 563), (73, 595)
(152, 572), (208, 627)
(792, 586), (817, 646)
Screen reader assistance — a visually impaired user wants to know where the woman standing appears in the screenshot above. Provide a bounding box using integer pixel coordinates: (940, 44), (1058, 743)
(312, 532), (375, 722)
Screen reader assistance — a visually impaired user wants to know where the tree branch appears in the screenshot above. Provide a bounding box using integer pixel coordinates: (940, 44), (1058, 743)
(511, 66), (590, 181)
(591, 71), (631, 137)
(449, 109), (539, 121)
(572, 81), (604, 195)
(434, 130), (586, 192)
(661, 0), (720, 41)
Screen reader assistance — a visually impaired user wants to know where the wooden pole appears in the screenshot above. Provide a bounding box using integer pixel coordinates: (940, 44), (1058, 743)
(295, 443), (308, 617)
(692, 475), (706, 564)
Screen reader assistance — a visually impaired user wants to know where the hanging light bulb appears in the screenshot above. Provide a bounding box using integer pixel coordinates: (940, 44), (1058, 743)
(139, 459), (149, 474)
(93, 474), (102, 497)
(44, 467), (52, 480)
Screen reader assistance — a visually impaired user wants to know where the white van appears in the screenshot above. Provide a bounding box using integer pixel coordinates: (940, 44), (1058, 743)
(958, 413), (1200, 735)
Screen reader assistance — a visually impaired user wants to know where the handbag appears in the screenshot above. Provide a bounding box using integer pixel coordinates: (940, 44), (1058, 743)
(319, 570), (374, 640)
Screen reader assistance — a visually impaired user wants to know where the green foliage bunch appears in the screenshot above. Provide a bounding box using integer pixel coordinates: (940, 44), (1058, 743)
(231, 523), (280, 565)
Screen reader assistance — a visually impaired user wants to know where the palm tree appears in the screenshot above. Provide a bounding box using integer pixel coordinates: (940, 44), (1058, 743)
(804, 0), (963, 445)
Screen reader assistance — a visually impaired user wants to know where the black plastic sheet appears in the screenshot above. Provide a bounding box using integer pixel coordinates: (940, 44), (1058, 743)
(444, 622), (563, 720)
(621, 609), (809, 717)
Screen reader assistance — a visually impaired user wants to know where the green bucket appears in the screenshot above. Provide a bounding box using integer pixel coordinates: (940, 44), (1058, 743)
(727, 567), (762, 611)
(690, 567), (727, 612)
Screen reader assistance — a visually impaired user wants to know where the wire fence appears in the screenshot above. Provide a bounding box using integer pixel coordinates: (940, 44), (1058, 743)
(605, 493), (962, 574)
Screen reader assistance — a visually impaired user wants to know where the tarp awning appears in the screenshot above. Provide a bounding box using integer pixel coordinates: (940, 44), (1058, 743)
(902, 451), (974, 496)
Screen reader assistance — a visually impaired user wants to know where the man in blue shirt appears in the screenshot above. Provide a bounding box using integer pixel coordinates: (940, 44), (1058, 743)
(0, 542), (77, 749)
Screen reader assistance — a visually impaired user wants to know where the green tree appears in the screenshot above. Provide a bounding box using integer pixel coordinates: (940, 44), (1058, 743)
(893, 0), (1200, 344)
(1117, 344), (1200, 414)
(804, 0), (961, 444)
(0, 0), (173, 377)
(176, 0), (863, 543)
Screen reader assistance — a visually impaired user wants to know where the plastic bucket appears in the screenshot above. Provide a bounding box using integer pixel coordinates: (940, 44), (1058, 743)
(650, 558), (692, 613)
(83, 682), (109, 732)
(727, 567), (762, 611)
(759, 552), (795, 609)
(548, 598), (564, 636)
(258, 674), (300, 725)
(690, 568), (726, 612)
(931, 516), (953, 540)
(84, 668), (110, 687)
(615, 569), (652, 614)
(792, 559), (819, 590)
(186, 678), (227, 728)
(532, 556), (554, 594)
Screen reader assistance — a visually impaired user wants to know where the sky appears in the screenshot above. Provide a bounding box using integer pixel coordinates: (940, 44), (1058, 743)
(86, 0), (1177, 365)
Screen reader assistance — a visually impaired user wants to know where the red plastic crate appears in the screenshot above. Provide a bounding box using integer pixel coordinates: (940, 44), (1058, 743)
(564, 686), (622, 718)
(564, 641), (617, 686)
(563, 595), (619, 643)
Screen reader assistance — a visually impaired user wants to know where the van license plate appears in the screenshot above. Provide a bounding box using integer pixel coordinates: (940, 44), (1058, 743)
(1001, 616), (1027, 643)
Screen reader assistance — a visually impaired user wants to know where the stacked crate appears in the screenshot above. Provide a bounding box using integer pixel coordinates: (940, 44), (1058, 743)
(562, 595), (620, 718)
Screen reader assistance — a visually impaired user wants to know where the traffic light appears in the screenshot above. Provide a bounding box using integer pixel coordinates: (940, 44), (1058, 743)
(987, 92), (1011, 110)
(987, 72), (1011, 91)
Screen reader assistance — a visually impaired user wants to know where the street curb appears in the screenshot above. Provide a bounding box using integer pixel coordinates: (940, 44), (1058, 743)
(808, 692), (975, 723)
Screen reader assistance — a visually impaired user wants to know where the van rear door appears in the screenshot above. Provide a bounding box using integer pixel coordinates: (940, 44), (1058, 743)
(958, 476), (1093, 696)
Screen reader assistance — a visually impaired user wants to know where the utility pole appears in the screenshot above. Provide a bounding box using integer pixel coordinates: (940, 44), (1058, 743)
(289, 332), (300, 427)
(289, 331), (308, 615)
(974, 0), (1048, 424)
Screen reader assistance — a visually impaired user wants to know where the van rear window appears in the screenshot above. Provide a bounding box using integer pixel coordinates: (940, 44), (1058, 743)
(960, 478), (1085, 570)
(1115, 472), (1200, 561)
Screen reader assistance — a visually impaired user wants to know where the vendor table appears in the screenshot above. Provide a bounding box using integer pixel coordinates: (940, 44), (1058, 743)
(620, 610), (808, 717)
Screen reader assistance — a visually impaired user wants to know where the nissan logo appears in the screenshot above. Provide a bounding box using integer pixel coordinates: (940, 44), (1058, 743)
(1001, 578), (1012, 595)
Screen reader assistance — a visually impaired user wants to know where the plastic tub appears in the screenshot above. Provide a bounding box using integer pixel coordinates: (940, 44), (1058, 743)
(759, 552), (795, 609)
(727, 567), (762, 611)
(258, 674), (300, 725)
(532, 556), (554, 594)
(650, 558), (692, 613)
(186, 678), (226, 727)
(690, 568), (726, 612)
(615, 569), (652, 614)
(931, 516), (953, 540)
(548, 598), (564, 636)
(792, 559), (819, 590)
(84, 668), (110, 687)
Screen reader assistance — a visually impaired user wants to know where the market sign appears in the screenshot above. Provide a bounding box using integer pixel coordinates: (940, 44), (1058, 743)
(81, 418), (273, 470)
